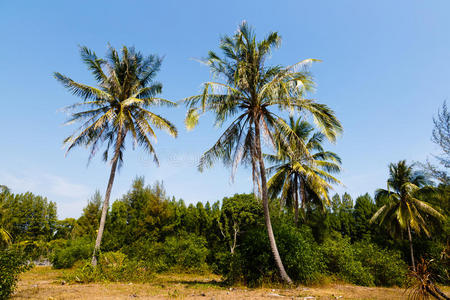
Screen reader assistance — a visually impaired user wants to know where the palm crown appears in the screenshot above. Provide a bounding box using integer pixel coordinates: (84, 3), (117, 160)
(370, 160), (444, 270)
(55, 46), (177, 165)
(267, 117), (342, 220)
(371, 160), (443, 237)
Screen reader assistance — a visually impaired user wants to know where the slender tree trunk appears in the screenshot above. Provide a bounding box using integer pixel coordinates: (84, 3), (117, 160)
(293, 176), (299, 226)
(254, 118), (293, 284)
(91, 130), (124, 266)
(300, 177), (306, 220)
(407, 224), (416, 271)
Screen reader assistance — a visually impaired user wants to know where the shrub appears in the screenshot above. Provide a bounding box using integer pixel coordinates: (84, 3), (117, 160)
(353, 241), (407, 286)
(0, 249), (32, 300)
(64, 251), (154, 283)
(123, 233), (209, 273)
(122, 238), (168, 272)
(162, 233), (209, 272)
(320, 235), (374, 286)
(50, 236), (94, 269)
(275, 223), (324, 284)
(222, 224), (323, 286)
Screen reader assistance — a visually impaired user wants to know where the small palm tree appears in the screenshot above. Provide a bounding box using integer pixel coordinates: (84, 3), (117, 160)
(183, 22), (342, 283)
(267, 117), (342, 224)
(55, 46), (177, 265)
(370, 160), (444, 270)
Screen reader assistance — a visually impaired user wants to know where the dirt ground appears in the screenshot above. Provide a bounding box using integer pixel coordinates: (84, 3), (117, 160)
(12, 266), (450, 299)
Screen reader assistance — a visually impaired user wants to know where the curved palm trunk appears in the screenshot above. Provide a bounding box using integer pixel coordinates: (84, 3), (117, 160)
(407, 224), (416, 271)
(91, 131), (124, 266)
(254, 119), (293, 284)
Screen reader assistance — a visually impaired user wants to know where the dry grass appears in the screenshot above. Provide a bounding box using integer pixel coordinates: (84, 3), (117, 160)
(12, 266), (450, 299)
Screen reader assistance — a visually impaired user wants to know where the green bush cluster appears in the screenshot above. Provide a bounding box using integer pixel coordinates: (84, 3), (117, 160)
(320, 235), (407, 286)
(0, 249), (31, 300)
(219, 222), (323, 286)
(64, 251), (153, 283)
(353, 241), (407, 286)
(56, 233), (209, 279)
(50, 236), (94, 269)
(123, 232), (209, 273)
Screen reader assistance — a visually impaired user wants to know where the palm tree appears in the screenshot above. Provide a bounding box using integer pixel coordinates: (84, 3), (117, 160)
(55, 46), (177, 266)
(183, 22), (342, 283)
(370, 160), (445, 270)
(266, 117), (342, 225)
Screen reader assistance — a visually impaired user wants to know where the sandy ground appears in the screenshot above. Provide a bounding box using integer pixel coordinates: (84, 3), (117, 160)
(12, 266), (449, 299)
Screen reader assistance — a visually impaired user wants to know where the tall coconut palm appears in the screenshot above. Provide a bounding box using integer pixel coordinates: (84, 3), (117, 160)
(266, 117), (342, 225)
(55, 46), (177, 266)
(370, 160), (445, 270)
(183, 22), (342, 283)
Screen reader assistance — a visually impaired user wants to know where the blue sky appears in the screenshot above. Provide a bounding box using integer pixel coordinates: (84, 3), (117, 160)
(1, 1), (449, 219)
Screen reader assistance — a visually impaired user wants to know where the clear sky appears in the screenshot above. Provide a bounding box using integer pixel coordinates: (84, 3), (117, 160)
(1, 1), (449, 219)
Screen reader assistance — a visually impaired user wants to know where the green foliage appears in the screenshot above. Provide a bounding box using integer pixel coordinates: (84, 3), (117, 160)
(320, 235), (374, 286)
(162, 233), (209, 272)
(0, 248), (31, 300)
(53, 218), (76, 240)
(50, 236), (94, 269)
(64, 252), (154, 283)
(371, 160), (444, 239)
(124, 233), (209, 273)
(274, 223), (324, 284)
(353, 241), (407, 286)
(267, 117), (342, 223)
(71, 192), (102, 238)
(320, 235), (408, 287)
(1, 175), (447, 289)
(412, 239), (449, 284)
(352, 193), (377, 241)
(222, 222), (323, 286)
(0, 191), (57, 243)
(218, 193), (262, 253)
(54, 45), (178, 164)
(105, 179), (181, 249)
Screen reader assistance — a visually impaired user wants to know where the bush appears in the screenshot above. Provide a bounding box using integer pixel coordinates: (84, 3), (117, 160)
(0, 249), (32, 300)
(353, 241), (407, 286)
(275, 223), (324, 284)
(123, 233), (209, 273)
(122, 238), (168, 272)
(162, 233), (209, 272)
(221, 223), (323, 286)
(320, 235), (374, 286)
(64, 251), (154, 283)
(50, 236), (94, 269)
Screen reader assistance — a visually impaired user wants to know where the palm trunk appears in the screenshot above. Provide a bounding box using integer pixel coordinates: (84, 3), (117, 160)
(293, 176), (299, 226)
(254, 118), (293, 284)
(300, 177), (306, 220)
(91, 130), (124, 266)
(407, 224), (415, 271)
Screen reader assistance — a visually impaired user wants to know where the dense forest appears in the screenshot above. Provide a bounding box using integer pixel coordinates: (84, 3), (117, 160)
(1, 22), (449, 300)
